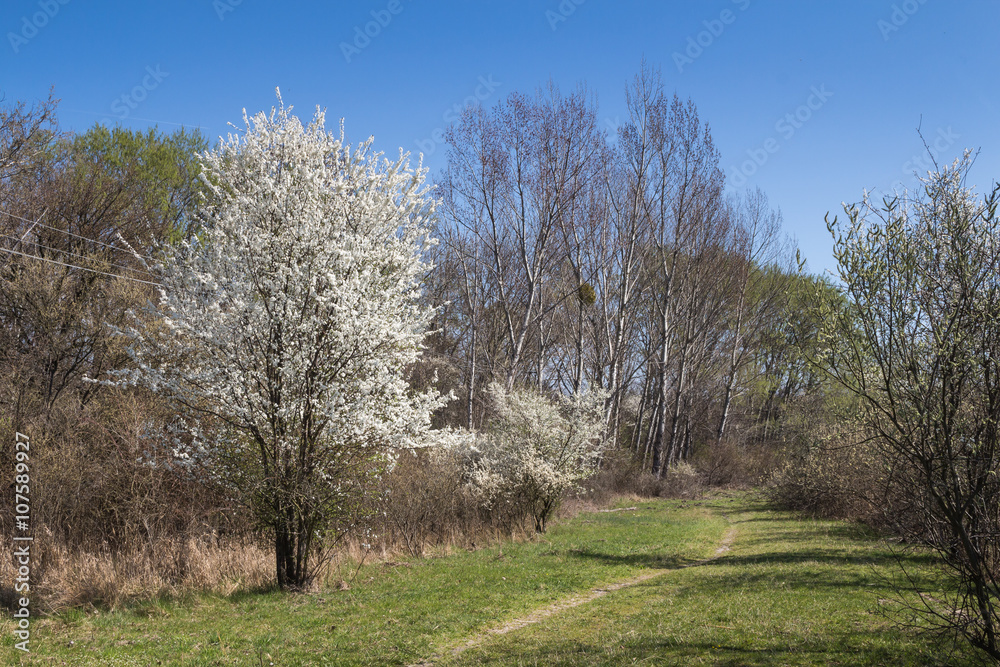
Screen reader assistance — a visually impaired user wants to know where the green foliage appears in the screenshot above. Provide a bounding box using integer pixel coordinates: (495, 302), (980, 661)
(69, 124), (209, 241)
(0, 98), (232, 561)
(750, 271), (832, 410)
(820, 153), (1000, 660)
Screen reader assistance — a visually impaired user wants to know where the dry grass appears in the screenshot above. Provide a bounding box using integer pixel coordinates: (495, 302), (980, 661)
(0, 534), (273, 614)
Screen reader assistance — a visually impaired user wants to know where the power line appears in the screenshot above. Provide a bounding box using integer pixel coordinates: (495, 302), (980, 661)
(0, 209), (46, 270)
(0, 208), (159, 262)
(0, 245), (162, 287)
(0, 233), (158, 279)
(35, 219), (159, 263)
(15, 208), (45, 244)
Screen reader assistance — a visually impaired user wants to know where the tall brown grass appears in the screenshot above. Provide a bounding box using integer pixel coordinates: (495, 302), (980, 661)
(0, 535), (273, 613)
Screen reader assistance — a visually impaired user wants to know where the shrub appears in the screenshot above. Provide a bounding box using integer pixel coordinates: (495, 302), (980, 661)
(819, 156), (1000, 659)
(459, 383), (608, 532)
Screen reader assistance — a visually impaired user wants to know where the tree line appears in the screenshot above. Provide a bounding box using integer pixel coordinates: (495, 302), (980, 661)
(423, 66), (825, 476)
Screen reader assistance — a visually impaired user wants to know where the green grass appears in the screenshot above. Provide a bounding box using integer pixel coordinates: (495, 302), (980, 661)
(438, 499), (974, 666)
(1, 499), (726, 665)
(1, 495), (979, 665)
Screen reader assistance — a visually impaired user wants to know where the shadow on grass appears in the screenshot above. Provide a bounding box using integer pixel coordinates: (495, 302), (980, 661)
(555, 529), (943, 597)
(461, 633), (972, 667)
(555, 548), (695, 570)
(556, 548), (943, 599)
(95, 582), (285, 622)
(220, 583), (284, 605)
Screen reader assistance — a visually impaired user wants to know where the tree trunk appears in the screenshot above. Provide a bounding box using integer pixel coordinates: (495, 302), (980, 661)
(274, 502), (309, 589)
(466, 319), (477, 429)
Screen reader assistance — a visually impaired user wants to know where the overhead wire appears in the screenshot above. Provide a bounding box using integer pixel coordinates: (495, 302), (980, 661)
(0, 245), (162, 287)
(0, 206), (167, 286)
(0, 232), (158, 279)
(0, 207), (160, 263)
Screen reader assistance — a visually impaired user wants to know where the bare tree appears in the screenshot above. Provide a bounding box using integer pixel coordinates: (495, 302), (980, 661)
(619, 67), (728, 475)
(442, 82), (607, 393)
(437, 66), (811, 484)
(715, 188), (792, 446)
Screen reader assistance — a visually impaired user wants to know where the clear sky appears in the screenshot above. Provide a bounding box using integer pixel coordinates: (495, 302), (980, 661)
(2, 0), (997, 277)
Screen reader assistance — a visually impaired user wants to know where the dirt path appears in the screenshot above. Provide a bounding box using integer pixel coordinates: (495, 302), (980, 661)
(410, 522), (737, 666)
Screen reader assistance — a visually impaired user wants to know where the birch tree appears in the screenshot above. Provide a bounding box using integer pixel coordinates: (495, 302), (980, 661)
(628, 74), (727, 475)
(715, 188), (791, 446)
(442, 84), (605, 392)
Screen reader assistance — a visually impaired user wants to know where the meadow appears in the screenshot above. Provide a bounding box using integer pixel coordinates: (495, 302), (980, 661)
(1, 493), (974, 666)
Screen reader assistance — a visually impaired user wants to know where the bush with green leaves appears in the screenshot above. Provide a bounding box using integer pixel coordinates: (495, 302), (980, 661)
(820, 152), (1000, 660)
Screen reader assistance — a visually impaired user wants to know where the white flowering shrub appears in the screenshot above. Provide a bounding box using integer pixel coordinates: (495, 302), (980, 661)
(115, 92), (447, 588)
(464, 383), (608, 532)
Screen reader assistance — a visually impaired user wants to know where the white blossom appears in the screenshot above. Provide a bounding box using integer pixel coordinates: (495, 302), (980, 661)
(113, 90), (447, 587)
(458, 382), (608, 531)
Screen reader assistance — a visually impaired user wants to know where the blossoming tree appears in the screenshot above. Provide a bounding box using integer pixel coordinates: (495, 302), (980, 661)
(465, 383), (607, 532)
(120, 94), (445, 589)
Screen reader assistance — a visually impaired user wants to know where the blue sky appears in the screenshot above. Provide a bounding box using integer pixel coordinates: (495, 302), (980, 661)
(2, 0), (997, 277)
